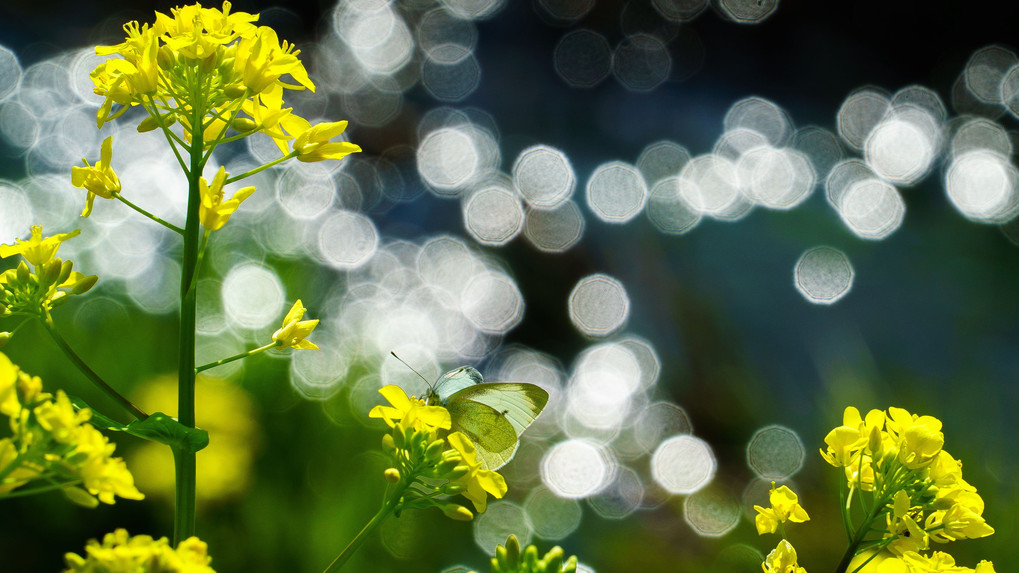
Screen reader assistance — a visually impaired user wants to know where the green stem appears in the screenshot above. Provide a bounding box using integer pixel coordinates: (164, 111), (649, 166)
(322, 495), (400, 573)
(195, 342), (275, 373)
(41, 318), (147, 420)
(833, 502), (886, 573)
(115, 195), (184, 235)
(0, 478), (80, 499)
(224, 151), (296, 184)
(173, 96), (204, 546)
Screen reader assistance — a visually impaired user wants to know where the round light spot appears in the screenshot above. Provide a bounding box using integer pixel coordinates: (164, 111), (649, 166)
(463, 186), (524, 246)
(554, 29), (612, 88)
(441, 0), (506, 20)
(793, 125), (845, 179)
(717, 0), (779, 23)
(513, 145), (576, 209)
(724, 97), (793, 147)
(891, 85), (947, 122)
(291, 343), (348, 400)
(964, 45), (1017, 105)
(586, 161), (648, 223)
(277, 162), (336, 219)
(679, 154), (742, 216)
(635, 401), (693, 454)
(524, 486), (583, 540)
(638, 140), (691, 187)
(684, 485), (741, 537)
(714, 544), (766, 573)
(647, 177), (701, 235)
(417, 125), (497, 195)
(651, 435), (716, 495)
(538, 0), (595, 21)
(1002, 64), (1019, 119)
(523, 202), (585, 253)
(422, 53), (481, 102)
(460, 271), (524, 334)
(950, 117), (1011, 159)
(746, 425), (805, 480)
(864, 116), (936, 185)
(587, 465), (643, 519)
(126, 256), (180, 315)
(474, 501), (532, 556)
(318, 210), (379, 270)
(541, 439), (615, 498)
(824, 159), (875, 210)
(568, 274), (630, 337)
(417, 8), (477, 60)
(0, 181), (32, 244)
(736, 147), (815, 210)
(613, 34), (671, 92)
(0, 101), (39, 150)
(837, 87), (891, 151)
(0, 45), (20, 103)
(838, 178), (905, 240)
(652, 0), (708, 21)
(222, 263), (285, 329)
(567, 342), (642, 431)
(945, 150), (1019, 223)
(794, 246), (854, 305)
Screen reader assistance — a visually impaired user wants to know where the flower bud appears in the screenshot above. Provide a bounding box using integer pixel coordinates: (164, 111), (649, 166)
(543, 547), (564, 572)
(381, 433), (396, 455)
(391, 426), (405, 449)
(0, 332), (10, 347)
(62, 486), (99, 508)
(504, 534), (521, 566)
(384, 468), (400, 483)
(57, 260), (73, 286)
(39, 259), (61, 286)
(441, 482), (464, 495)
(425, 438), (445, 462)
(231, 117), (257, 132)
(441, 503), (473, 521)
(442, 464), (469, 481)
(563, 555), (578, 572)
(157, 45), (175, 69)
(224, 83), (247, 99)
(71, 275), (98, 295)
(16, 261), (30, 283)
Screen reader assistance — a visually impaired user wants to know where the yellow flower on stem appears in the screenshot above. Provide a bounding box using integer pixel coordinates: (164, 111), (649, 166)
(199, 166), (255, 231)
(62, 528), (216, 573)
(446, 431), (507, 513)
(271, 299), (319, 350)
(754, 482), (810, 535)
(368, 385), (451, 432)
(0, 225), (80, 267)
(71, 136), (121, 217)
(762, 540), (806, 573)
(233, 26), (315, 94)
(282, 115), (361, 162)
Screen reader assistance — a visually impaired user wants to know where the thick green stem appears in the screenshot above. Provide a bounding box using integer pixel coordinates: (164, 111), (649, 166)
(41, 318), (147, 420)
(322, 496), (399, 573)
(173, 104), (204, 546)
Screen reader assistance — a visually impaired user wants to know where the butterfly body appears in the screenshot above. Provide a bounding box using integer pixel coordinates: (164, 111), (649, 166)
(427, 366), (549, 471)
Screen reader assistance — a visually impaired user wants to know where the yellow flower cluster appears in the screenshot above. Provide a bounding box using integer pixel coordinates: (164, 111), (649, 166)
(0, 352), (143, 505)
(369, 385), (508, 519)
(0, 226), (96, 319)
(63, 528), (215, 573)
(820, 406), (994, 571)
(763, 540), (807, 573)
(90, 1), (360, 162)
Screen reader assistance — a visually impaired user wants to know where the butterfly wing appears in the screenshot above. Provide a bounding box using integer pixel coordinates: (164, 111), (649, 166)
(446, 398), (519, 470)
(449, 383), (549, 437)
(433, 366), (484, 402)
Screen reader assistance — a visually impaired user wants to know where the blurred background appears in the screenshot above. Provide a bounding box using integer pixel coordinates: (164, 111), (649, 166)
(0, 0), (1017, 571)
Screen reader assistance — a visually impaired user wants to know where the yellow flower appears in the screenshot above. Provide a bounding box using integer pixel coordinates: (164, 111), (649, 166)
(754, 482), (810, 535)
(199, 166), (255, 231)
(886, 407), (944, 469)
(762, 540), (806, 573)
(33, 390), (92, 444)
(0, 437), (40, 494)
(446, 431), (507, 513)
(62, 528), (216, 573)
(0, 225), (81, 267)
(368, 385), (451, 432)
(885, 491), (929, 555)
(74, 423), (145, 504)
(233, 26), (314, 94)
(71, 136), (121, 217)
(282, 115), (362, 162)
(271, 299), (319, 350)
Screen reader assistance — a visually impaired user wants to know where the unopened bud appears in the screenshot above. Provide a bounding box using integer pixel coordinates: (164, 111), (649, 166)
(504, 534), (520, 565)
(62, 486), (99, 508)
(16, 261), (30, 283)
(381, 433), (396, 454)
(443, 464), (469, 481)
(563, 555), (578, 573)
(39, 260), (61, 286)
(0, 332), (10, 347)
(544, 547), (564, 572)
(384, 468), (400, 483)
(441, 503), (473, 521)
(231, 117), (257, 132)
(57, 260), (73, 286)
(224, 83), (247, 99)
(157, 45), (174, 69)
(425, 439), (445, 461)
(391, 427), (404, 449)
(441, 482), (464, 495)
(71, 275), (98, 295)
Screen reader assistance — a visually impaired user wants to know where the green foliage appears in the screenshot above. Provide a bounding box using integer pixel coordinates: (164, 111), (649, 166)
(488, 535), (577, 573)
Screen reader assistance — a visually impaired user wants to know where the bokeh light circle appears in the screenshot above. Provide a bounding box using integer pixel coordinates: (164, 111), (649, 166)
(794, 246), (854, 305)
(568, 274), (630, 337)
(746, 425), (805, 480)
(541, 439), (615, 498)
(651, 435), (716, 495)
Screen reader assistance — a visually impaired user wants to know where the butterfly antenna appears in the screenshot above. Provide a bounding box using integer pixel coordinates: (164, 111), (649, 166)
(390, 351), (434, 388)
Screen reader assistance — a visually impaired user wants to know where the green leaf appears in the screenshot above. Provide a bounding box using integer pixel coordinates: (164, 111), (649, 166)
(69, 396), (129, 432)
(126, 412), (210, 453)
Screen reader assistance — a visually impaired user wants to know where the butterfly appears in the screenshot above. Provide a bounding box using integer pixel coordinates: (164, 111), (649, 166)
(393, 353), (549, 471)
